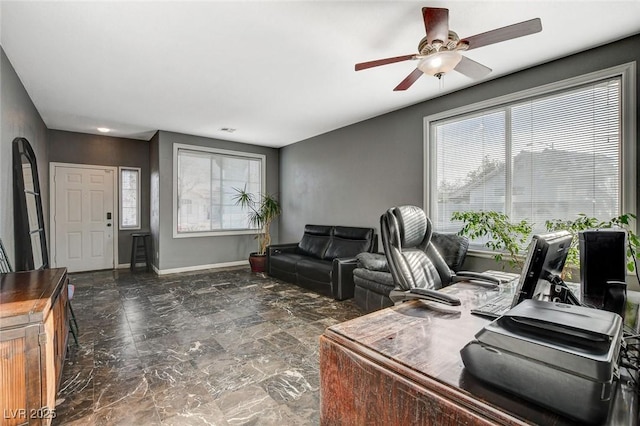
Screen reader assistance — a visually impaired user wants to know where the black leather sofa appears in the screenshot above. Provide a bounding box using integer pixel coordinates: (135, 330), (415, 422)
(267, 225), (377, 300)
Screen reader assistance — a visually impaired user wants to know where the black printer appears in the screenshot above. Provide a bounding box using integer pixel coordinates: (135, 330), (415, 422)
(461, 299), (623, 424)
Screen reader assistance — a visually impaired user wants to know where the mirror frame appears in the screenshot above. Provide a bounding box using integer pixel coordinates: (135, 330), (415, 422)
(13, 137), (49, 271)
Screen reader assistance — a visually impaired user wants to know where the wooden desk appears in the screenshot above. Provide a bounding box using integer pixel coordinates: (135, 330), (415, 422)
(320, 282), (639, 425)
(0, 268), (69, 426)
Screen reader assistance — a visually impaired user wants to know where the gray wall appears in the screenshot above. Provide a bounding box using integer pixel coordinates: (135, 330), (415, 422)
(48, 130), (150, 264)
(280, 34), (640, 248)
(280, 108), (422, 244)
(152, 131), (279, 271)
(0, 47), (49, 265)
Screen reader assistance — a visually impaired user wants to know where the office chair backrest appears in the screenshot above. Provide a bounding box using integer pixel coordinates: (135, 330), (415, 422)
(381, 205), (453, 291)
(0, 238), (13, 273)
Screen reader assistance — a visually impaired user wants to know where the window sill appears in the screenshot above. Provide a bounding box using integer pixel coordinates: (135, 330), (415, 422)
(173, 229), (260, 239)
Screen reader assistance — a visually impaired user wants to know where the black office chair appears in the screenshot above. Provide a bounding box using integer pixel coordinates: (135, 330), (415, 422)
(381, 205), (499, 306)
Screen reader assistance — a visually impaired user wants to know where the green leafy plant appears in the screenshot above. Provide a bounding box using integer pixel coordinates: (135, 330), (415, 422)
(451, 210), (639, 279)
(451, 211), (533, 269)
(545, 213), (639, 276)
(233, 186), (282, 255)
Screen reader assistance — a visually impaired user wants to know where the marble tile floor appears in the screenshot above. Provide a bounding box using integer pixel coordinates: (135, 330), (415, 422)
(54, 267), (362, 425)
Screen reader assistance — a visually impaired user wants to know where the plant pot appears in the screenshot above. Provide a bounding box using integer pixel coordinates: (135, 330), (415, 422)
(249, 253), (267, 273)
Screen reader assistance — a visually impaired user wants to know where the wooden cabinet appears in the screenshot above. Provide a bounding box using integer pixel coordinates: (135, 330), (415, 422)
(0, 268), (69, 425)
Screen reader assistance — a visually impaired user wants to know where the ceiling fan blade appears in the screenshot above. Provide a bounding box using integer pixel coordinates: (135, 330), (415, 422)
(454, 56), (492, 79)
(422, 7), (449, 45)
(355, 54), (416, 71)
(462, 18), (542, 51)
(393, 68), (423, 91)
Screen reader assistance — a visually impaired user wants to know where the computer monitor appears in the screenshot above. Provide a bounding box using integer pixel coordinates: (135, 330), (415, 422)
(511, 230), (577, 306)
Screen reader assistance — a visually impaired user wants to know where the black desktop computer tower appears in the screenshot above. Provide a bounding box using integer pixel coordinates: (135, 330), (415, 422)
(579, 229), (626, 298)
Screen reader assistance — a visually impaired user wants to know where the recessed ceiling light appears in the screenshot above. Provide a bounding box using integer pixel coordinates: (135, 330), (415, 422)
(219, 127), (236, 133)
(97, 127), (110, 133)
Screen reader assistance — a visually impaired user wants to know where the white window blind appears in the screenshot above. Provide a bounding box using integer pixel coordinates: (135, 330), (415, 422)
(431, 77), (621, 235)
(120, 167), (140, 229)
(176, 147), (263, 234)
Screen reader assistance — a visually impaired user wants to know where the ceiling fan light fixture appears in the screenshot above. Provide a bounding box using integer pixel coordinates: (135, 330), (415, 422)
(418, 51), (462, 78)
(354, 8), (541, 90)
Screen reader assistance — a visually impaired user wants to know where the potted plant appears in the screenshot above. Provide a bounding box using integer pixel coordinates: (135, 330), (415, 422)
(233, 186), (282, 273)
(452, 210), (639, 280)
(451, 210), (533, 269)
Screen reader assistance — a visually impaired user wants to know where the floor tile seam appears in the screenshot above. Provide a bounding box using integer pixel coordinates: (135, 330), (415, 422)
(119, 291), (148, 358)
(150, 384), (227, 422)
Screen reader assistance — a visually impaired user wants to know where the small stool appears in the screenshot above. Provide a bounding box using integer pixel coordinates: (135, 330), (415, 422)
(130, 232), (151, 272)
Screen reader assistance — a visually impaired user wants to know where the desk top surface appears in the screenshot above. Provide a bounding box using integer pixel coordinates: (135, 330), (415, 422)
(325, 281), (640, 425)
(0, 268), (67, 324)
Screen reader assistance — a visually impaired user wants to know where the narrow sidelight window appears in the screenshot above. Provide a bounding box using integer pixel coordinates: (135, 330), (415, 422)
(120, 167), (141, 229)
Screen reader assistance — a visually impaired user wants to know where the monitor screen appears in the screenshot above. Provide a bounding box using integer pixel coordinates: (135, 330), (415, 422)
(511, 230), (574, 307)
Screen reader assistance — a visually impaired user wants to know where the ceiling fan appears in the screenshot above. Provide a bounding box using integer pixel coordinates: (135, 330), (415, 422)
(355, 7), (542, 91)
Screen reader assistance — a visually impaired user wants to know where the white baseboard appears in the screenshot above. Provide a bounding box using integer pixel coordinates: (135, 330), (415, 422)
(116, 260), (249, 275)
(117, 263), (147, 269)
(154, 260), (249, 276)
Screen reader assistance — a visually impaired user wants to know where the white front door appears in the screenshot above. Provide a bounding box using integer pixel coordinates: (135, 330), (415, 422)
(52, 165), (116, 272)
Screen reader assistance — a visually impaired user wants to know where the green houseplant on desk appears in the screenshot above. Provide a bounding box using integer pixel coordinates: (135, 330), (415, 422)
(452, 210), (639, 280)
(451, 210), (532, 269)
(233, 186), (282, 273)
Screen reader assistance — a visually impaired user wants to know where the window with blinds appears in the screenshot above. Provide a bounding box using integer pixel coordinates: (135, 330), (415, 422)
(429, 76), (622, 237)
(174, 145), (264, 236)
(120, 167), (140, 229)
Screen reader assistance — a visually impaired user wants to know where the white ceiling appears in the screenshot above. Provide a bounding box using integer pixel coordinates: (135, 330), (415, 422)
(2, 1), (640, 148)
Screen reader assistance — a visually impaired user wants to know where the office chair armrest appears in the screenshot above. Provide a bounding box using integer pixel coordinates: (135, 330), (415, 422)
(389, 288), (461, 306)
(454, 271), (500, 286)
(332, 257), (358, 301)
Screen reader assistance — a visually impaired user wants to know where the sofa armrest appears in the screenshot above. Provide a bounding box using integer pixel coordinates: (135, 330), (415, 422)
(267, 243), (298, 255)
(266, 243), (299, 275)
(356, 252), (389, 271)
(331, 257), (359, 301)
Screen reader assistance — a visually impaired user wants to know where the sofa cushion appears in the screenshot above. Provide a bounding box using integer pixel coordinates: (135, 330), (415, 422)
(354, 285), (394, 313)
(296, 225), (332, 259)
(353, 268), (396, 288)
(269, 253), (306, 274)
(324, 237), (372, 260)
(303, 225), (333, 236)
(355, 252), (389, 272)
(431, 232), (469, 272)
(323, 226), (375, 260)
(334, 226), (374, 241)
(296, 258), (333, 283)
(353, 278), (395, 299)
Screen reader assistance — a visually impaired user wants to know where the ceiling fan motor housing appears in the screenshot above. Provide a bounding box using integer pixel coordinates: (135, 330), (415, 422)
(418, 31), (468, 57)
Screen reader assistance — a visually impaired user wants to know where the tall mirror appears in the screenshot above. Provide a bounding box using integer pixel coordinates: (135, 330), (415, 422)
(13, 137), (49, 270)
